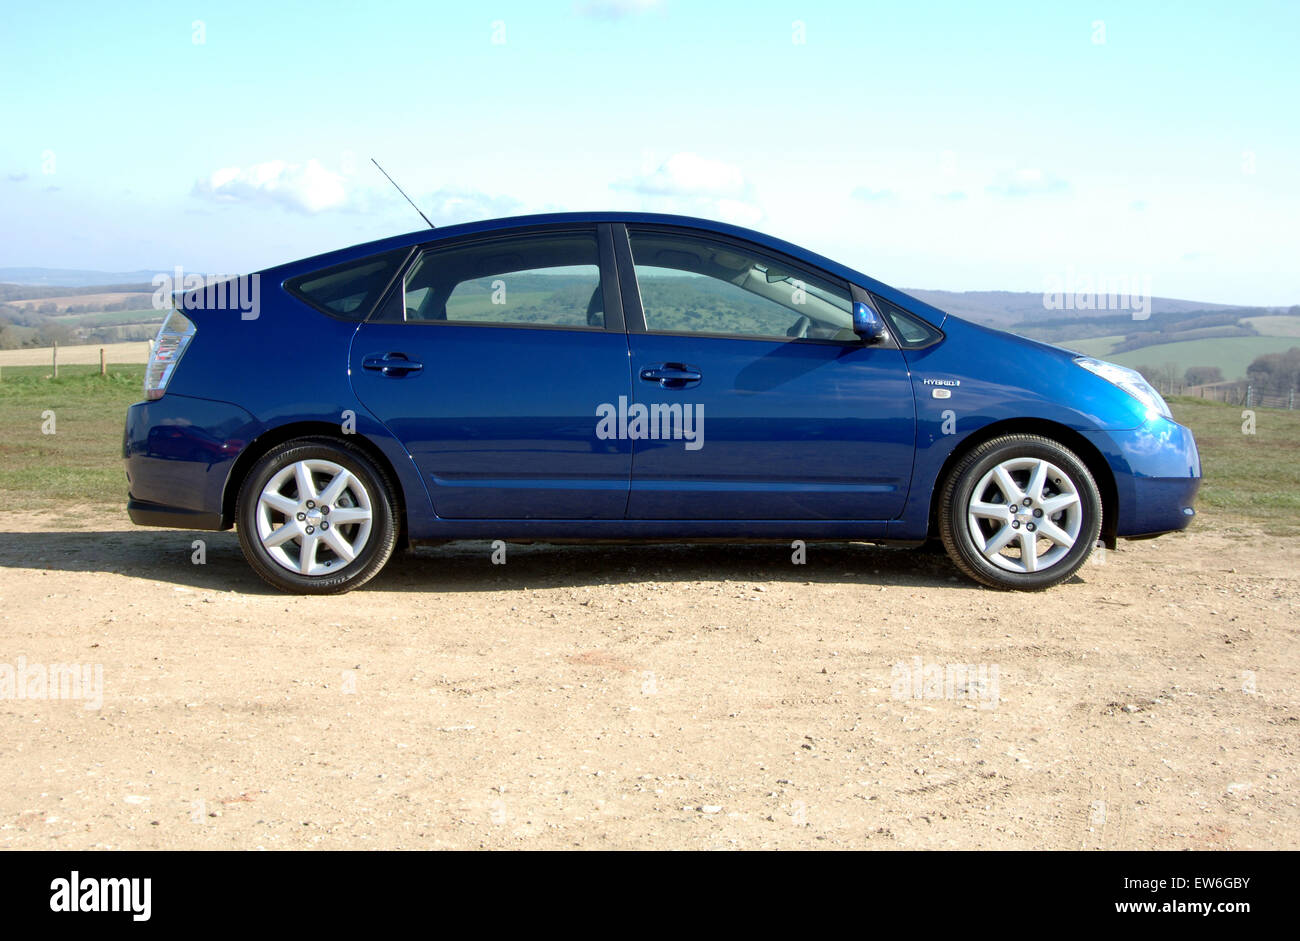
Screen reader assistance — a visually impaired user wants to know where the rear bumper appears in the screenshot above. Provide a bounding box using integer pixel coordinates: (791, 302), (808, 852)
(123, 394), (258, 530)
(126, 498), (224, 530)
(1095, 417), (1201, 538)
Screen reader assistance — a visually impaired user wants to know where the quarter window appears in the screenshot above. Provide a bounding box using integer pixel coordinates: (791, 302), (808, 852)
(402, 232), (604, 328)
(628, 229), (854, 341)
(286, 247), (408, 320)
(873, 294), (944, 348)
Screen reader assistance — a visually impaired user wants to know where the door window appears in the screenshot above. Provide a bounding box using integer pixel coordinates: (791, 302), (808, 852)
(628, 229), (854, 341)
(402, 232), (604, 328)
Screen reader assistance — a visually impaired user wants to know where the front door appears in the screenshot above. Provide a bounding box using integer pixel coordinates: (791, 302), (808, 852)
(616, 225), (915, 520)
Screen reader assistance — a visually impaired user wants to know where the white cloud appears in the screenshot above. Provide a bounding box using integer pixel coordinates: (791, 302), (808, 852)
(616, 152), (747, 198)
(573, 0), (663, 20)
(193, 159), (348, 213)
(986, 167), (1069, 198)
(712, 198), (763, 227)
(611, 152), (762, 225)
(851, 186), (897, 202)
(421, 187), (523, 225)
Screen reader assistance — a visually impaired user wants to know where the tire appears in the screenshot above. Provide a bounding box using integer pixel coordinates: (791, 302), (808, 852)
(235, 437), (398, 594)
(938, 434), (1102, 590)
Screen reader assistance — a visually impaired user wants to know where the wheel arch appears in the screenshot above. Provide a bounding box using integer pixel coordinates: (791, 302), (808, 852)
(927, 418), (1118, 549)
(220, 422), (408, 545)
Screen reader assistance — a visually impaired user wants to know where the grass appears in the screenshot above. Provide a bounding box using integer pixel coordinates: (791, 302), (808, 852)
(1240, 314), (1300, 337)
(1058, 333), (1127, 356)
(0, 368), (1296, 537)
(1167, 396), (1300, 535)
(0, 364), (145, 514)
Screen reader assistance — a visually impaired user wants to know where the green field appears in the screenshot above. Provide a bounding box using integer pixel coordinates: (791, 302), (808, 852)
(50, 308), (164, 328)
(1090, 336), (1296, 381)
(1242, 314), (1300, 337)
(1057, 333), (1126, 356)
(0, 364), (145, 515)
(0, 368), (1295, 539)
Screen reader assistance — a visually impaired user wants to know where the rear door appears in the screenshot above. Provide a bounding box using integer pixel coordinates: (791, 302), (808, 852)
(615, 224), (915, 520)
(349, 224), (632, 519)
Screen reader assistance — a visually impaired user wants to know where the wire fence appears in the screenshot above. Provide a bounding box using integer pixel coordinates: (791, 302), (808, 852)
(1176, 381), (1298, 409)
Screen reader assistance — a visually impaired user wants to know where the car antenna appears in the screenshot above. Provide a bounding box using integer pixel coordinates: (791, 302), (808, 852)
(370, 157), (435, 229)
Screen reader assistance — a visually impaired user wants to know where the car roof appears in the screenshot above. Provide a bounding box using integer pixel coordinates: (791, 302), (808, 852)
(265, 211), (950, 326)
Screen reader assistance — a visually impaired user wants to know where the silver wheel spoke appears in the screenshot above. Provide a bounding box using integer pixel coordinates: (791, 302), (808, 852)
(1019, 531), (1039, 572)
(1037, 518), (1075, 549)
(298, 533), (320, 574)
(322, 526), (356, 563)
(317, 470), (352, 507)
(993, 465), (1022, 503)
(262, 492), (297, 516)
(983, 524), (1017, 556)
(294, 461), (317, 501)
(328, 506), (371, 525)
(1040, 493), (1079, 516)
(264, 521), (301, 548)
(970, 501), (1012, 523)
(1026, 460), (1048, 502)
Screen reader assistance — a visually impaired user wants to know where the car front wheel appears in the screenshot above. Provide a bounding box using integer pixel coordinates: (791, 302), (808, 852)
(938, 434), (1102, 590)
(236, 437), (398, 594)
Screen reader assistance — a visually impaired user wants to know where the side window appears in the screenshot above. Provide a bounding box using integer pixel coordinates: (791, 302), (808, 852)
(402, 231), (604, 328)
(872, 294), (944, 348)
(286, 247), (407, 320)
(627, 229), (854, 341)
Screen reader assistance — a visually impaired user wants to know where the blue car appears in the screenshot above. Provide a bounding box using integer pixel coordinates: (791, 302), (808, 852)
(124, 213), (1200, 593)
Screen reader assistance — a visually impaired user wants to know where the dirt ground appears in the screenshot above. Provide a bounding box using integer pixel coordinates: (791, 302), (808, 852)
(0, 507), (1295, 850)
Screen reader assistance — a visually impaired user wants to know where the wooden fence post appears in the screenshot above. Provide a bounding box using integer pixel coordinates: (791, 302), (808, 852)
(100, 347), (106, 376)
(52, 341), (58, 379)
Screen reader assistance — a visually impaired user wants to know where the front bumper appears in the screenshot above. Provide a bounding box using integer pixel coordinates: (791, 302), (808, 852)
(1095, 416), (1201, 538)
(123, 394), (258, 530)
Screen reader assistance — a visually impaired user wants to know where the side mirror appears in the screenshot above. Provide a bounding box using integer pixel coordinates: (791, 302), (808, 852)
(852, 301), (886, 344)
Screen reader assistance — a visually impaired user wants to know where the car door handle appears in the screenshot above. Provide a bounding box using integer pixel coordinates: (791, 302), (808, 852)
(362, 353), (424, 376)
(639, 363), (702, 388)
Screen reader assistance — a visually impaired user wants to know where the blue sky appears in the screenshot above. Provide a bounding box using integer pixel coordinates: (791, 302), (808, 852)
(2, 0), (1297, 304)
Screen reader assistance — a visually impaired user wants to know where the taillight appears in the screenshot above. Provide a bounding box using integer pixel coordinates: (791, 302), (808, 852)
(144, 309), (196, 400)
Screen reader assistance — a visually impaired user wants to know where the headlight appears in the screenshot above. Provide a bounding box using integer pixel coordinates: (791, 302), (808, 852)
(1075, 357), (1171, 420)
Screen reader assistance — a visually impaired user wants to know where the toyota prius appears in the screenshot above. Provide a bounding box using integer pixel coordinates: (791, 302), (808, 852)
(123, 213), (1200, 593)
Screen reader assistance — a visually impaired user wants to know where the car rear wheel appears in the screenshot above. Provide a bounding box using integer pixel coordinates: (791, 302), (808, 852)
(938, 434), (1102, 590)
(236, 438), (398, 594)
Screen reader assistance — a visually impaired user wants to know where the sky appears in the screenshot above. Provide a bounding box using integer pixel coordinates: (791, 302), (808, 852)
(1, 0), (1297, 305)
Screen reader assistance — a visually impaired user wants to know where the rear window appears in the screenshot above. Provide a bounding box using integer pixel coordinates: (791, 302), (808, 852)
(286, 247), (408, 320)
